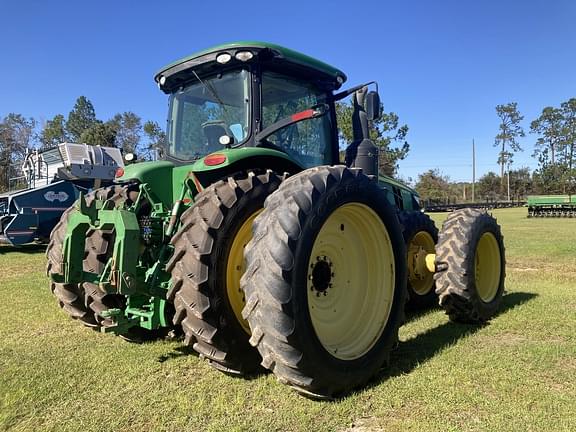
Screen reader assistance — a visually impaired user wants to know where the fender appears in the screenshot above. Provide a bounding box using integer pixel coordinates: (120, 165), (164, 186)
(117, 148), (304, 207)
(185, 147), (304, 189)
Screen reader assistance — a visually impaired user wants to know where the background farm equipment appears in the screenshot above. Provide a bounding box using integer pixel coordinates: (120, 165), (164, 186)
(0, 143), (123, 246)
(47, 41), (506, 398)
(424, 200), (526, 212)
(527, 194), (576, 217)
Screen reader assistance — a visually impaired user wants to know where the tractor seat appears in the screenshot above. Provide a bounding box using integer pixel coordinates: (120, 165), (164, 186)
(202, 120), (234, 151)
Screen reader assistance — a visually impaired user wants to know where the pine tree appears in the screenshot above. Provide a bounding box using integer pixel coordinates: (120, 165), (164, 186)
(40, 114), (67, 149)
(66, 96), (97, 141)
(494, 102), (525, 185)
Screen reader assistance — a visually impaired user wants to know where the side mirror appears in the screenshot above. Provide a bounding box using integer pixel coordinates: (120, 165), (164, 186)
(366, 91), (382, 121)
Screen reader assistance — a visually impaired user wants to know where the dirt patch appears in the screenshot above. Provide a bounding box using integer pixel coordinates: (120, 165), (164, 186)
(509, 267), (538, 272)
(557, 357), (576, 372)
(474, 332), (569, 348)
(473, 331), (529, 347)
(341, 417), (382, 432)
(507, 258), (576, 275)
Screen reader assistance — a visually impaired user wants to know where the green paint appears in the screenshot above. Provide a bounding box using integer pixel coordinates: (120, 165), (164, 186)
(378, 174), (420, 211)
(61, 194), (141, 295)
(527, 195), (576, 205)
(379, 174), (418, 196)
(125, 295), (169, 330)
(117, 161), (175, 207)
(117, 147), (299, 202)
(189, 147), (299, 172)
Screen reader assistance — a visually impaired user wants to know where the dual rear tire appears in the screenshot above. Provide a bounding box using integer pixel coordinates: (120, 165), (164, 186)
(168, 166), (407, 398)
(434, 208), (506, 323)
(399, 211), (438, 310)
(168, 167), (506, 398)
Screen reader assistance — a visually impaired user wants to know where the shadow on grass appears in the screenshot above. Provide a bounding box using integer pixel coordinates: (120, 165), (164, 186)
(375, 291), (538, 383)
(403, 303), (442, 324)
(157, 343), (269, 379)
(158, 345), (196, 363)
(0, 243), (46, 255)
(157, 293), (538, 386)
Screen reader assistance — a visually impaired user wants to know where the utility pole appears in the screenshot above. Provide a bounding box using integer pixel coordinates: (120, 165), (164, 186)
(507, 162), (511, 202)
(472, 139), (476, 202)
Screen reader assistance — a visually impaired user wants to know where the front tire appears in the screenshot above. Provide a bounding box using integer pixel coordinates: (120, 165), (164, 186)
(241, 166), (407, 398)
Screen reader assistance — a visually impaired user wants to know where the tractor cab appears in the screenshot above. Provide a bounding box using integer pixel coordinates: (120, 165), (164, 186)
(155, 41), (347, 169)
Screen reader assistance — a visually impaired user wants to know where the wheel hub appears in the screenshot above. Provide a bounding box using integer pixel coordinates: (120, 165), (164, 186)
(409, 246), (430, 280)
(309, 256), (334, 296)
(405, 230), (436, 296)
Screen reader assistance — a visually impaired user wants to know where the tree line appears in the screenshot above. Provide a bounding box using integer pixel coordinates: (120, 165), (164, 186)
(6, 92), (572, 201)
(0, 96), (166, 192)
(414, 167), (534, 205)
(415, 97), (576, 203)
(1, 96), (412, 193)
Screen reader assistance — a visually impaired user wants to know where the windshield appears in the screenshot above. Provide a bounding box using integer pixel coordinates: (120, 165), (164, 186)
(167, 69), (250, 160)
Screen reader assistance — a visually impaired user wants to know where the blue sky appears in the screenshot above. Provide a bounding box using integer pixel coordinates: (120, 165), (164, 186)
(1, 0), (574, 182)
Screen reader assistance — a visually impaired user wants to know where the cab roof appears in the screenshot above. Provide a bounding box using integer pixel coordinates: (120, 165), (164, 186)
(155, 41), (347, 93)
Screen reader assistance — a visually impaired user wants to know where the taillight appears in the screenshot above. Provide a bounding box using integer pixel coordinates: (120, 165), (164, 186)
(204, 153), (227, 166)
(115, 167), (125, 178)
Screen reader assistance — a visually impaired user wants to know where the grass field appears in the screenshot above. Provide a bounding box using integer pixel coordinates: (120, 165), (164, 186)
(1, 207), (575, 432)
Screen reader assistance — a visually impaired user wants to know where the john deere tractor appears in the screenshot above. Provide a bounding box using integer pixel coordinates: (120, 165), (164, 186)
(47, 41), (506, 398)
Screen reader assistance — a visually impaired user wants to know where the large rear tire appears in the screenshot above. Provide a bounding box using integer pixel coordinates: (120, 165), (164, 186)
(399, 210), (438, 310)
(241, 166), (407, 398)
(434, 208), (506, 323)
(167, 170), (283, 374)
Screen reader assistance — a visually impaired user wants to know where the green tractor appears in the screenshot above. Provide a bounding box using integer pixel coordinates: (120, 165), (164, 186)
(47, 41), (506, 398)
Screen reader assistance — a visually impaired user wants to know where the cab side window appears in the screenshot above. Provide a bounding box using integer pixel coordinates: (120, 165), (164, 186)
(261, 71), (333, 168)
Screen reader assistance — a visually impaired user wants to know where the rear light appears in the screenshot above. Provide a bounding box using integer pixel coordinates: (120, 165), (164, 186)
(115, 167), (125, 178)
(204, 153), (227, 166)
(216, 53), (232, 64)
(235, 51), (254, 62)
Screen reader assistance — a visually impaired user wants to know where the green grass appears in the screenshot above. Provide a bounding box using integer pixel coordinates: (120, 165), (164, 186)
(1, 208), (575, 432)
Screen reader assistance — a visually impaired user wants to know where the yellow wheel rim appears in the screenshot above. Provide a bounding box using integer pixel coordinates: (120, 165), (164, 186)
(307, 203), (395, 361)
(475, 232), (501, 303)
(407, 231), (435, 295)
(226, 210), (261, 334)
